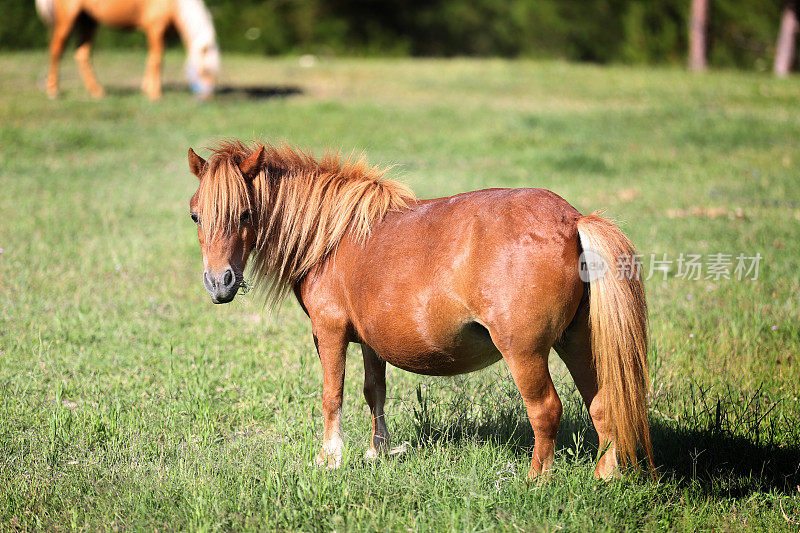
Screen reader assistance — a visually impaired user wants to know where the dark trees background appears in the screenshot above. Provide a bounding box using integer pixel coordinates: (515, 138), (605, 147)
(0, 0), (792, 71)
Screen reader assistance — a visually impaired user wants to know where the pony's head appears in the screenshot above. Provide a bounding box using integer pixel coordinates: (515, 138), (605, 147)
(178, 0), (220, 98)
(186, 41), (219, 98)
(187, 146), (265, 303)
(187, 140), (416, 304)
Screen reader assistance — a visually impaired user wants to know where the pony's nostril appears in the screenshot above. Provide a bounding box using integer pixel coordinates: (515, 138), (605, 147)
(203, 271), (215, 292)
(223, 268), (234, 288)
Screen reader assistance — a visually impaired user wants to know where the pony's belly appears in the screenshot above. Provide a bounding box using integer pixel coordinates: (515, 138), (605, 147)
(388, 347), (502, 377)
(369, 321), (503, 376)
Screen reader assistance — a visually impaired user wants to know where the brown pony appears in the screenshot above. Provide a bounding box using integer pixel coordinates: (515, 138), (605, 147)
(186, 140), (654, 480)
(36, 0), (219, 100)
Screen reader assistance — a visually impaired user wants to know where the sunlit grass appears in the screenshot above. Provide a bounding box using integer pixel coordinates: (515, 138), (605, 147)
(1, 51), (799, 530)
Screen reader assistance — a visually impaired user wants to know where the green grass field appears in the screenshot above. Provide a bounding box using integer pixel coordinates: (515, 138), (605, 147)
(1, 50), (799, 531)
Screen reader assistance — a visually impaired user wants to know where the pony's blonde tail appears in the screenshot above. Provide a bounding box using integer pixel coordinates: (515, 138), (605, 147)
(35, 0), (56, 26)
(576, 213), (654, 472)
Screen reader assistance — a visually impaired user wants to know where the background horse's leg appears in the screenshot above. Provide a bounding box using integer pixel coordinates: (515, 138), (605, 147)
(142, 25), (166, 100)
(361, 344), (390, 459)
(313, 330), (348, 469)
(554, 303), (619, 479)
(502, 348), (562, 481)
(46, 4), (80, 99)
(74, 16), (103, 99)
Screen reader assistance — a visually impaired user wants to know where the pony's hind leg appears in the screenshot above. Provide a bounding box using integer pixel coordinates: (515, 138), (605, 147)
(142, 25), (166, 100)
(361, 344), (390, 459)
(554, 302), (619, 479)
(74, 16), (103, 98)
(502, 348), (562, 480)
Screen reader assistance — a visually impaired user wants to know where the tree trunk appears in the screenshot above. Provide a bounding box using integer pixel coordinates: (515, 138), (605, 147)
(774, 1), (798, 77)
(688, 0), (709, 71)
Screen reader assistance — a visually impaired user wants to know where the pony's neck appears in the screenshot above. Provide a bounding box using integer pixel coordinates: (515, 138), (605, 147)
(174, 0), (217, 53)
(249, 152), (415, 300)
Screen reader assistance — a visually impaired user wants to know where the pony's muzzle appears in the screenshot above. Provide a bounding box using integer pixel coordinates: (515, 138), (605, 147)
(203, 267), (239, 304)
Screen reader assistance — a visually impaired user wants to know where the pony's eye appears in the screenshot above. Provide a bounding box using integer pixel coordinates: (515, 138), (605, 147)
(240, 210), (251, 224)
(190, 212), (199, 224)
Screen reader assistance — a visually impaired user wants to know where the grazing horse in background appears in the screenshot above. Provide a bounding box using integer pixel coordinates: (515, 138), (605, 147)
(36, 0), (219, 100)
(185, 140), (655, 480)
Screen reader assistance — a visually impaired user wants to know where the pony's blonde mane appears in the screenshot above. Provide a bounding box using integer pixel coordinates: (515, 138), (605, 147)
(197, 140), (416, 301)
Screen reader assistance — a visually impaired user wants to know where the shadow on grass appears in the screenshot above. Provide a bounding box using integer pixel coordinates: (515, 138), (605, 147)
(103, 83), (303, 100)
(213, 84), (303, 99)
(650, 420), (800, 496)
(408, 383), (800, 497)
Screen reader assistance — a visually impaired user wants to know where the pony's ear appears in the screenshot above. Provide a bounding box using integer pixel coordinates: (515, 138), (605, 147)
(188, 148), (206, 179)
(238, 145), (266, 182)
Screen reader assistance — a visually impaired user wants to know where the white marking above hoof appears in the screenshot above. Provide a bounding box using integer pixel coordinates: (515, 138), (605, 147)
(388, 442), (409, 456)
(364, 447), (380, 460)
(315, 449), (342, 469)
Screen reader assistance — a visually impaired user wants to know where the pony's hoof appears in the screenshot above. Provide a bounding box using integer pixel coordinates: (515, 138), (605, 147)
(46, 90), (59, 100)
(89, 88), (105, 99)
(314, 450), (341, 470)
(388, 442), (409, 456)
(593, 452), (620, 480)
(526, 468), (554, 484)
(593, 465), (620, 480)
(365, 436), (392, 460)
(141, 84), (161, 101)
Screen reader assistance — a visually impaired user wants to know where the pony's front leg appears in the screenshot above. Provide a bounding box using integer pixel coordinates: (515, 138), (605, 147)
(142, 26), (166, 100)
(313, 330), (348, 469)
(74, 19), (104, 99)
(361, 344), (390, 459)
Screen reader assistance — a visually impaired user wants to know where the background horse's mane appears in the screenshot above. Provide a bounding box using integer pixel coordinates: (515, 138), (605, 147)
(197, 140), (416, 301)
(35, 0), (55, 26)
(176, 0), (217, 51)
